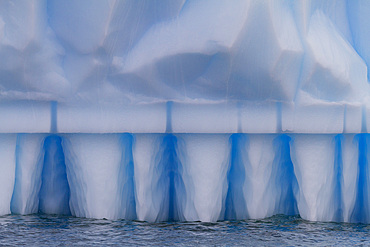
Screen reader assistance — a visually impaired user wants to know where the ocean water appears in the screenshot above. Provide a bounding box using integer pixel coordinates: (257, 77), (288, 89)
(0, 214), (369, 246)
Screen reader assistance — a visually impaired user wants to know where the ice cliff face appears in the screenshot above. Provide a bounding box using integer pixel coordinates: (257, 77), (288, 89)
(0, 0), (369, 133)
(0, 0), (370, 223)
(1, 0), (368, 103)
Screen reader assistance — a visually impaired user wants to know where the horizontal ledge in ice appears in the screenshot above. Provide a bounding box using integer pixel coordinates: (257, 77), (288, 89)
(0, 100), (366, 134)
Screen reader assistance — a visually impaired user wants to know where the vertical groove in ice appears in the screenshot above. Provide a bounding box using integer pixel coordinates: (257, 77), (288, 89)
(166, 101), (173, 133)
(222, 133), (248, 220)
(117, 133), (136, 220)
(39, 135), (70, 215)
(332, 134), (344, 222)
(154, 134), (186, 222)
(50, 101), (58, 133)
(350, 134), (370, 223)
(271, 135), (298, 216)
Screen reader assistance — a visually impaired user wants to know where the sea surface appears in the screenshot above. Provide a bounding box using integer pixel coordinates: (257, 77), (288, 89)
(0, 214), (369, 246)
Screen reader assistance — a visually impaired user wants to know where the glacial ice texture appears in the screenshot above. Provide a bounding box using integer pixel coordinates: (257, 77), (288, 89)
(0, 0), (369, 133)
(0, 133), (368, 223)
(1, 0), (370, 223)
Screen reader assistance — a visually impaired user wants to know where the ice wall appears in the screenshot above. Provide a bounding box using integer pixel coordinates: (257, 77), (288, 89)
(0, 0), (369, 133)
(0, 133), (368, 223)
(0, 0), (370, 223)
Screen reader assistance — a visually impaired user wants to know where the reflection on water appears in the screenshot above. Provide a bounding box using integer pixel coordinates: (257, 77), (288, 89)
(0, 214), (369, 246)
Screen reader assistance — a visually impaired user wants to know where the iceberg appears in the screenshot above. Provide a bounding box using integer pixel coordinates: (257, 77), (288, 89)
(0, 0), (370, 223)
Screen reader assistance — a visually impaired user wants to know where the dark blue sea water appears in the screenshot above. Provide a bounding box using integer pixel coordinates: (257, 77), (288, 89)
(0, 214), (369, 246)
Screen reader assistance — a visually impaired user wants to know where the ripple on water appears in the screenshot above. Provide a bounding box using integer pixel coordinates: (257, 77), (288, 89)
(0, 214), (369, 246)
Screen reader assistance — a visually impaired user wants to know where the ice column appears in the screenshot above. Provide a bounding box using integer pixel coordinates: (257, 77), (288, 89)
(0, 135), (17, 215)
(62, 134), (136, 219)
(290, 135), (344, 222)
(181, 134), (230, 222)
(11, 134), (45, 214)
